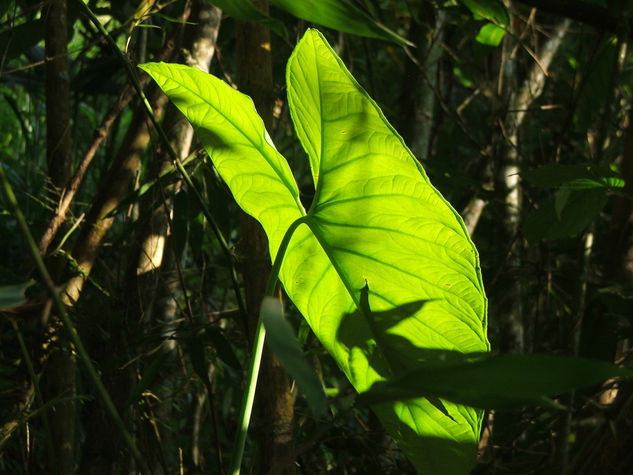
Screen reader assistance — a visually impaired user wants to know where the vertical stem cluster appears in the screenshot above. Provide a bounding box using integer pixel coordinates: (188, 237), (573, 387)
(234, 2), (295, 472)
(44, 0), (75, 472)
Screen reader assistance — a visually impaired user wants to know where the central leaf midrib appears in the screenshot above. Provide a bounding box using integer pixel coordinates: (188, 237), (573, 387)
(307, 37), (325, 215)
(304, 217), (399, 377)
(297, 39), (406, 380)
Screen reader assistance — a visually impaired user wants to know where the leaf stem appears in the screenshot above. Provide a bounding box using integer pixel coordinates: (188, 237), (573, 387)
(229, 216), (306, 475)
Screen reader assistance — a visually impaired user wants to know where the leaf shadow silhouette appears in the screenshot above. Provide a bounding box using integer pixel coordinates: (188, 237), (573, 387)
(337, 283), (464, 419)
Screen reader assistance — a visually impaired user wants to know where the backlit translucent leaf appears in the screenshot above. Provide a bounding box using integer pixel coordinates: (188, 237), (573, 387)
(140, 29), (488, 474)
(283, 30), (488, 474)
(138, 60), (306, 258)
(476, 23), (505, 47)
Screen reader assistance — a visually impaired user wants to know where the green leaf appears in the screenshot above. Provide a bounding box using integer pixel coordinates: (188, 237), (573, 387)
(205, 327), (242, 372)
(476, 22), (505, 47)
(261, 297), (326, 416)
(0, 280), (34, 310)
(140, 28), (488, 474)
(284, 31), (488, 473)
(461, 0), (509, 26)
(125, 351), (170, 409)
(207, 0), (289, 42)
(554, 188), (571, 221)
(210, 0), (412, 45)
(524, 189), (607, 242)
(269, 0), (413, 46)
(187, 333), (211, 385)
(358, 353), (633, 410)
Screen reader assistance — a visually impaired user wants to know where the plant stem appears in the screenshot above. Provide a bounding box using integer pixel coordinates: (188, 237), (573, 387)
(229, 217), (306, 475)
(0, 162), (151, 475)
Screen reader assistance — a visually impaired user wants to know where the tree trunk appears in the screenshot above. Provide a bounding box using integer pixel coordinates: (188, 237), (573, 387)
(45, 0), (72, 189)
(236, 2), (295, 472)
(400, 10), (446, 160)
(75, 19), (187, 474)
(44, 0), (75, 472)
(123, 2), (222, 472)
(496, 16), (570, 353)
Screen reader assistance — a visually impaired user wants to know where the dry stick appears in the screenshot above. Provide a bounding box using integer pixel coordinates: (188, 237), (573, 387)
(0, 1), (17, 78)
(553, 31), (603, 162)
(560, 228), (594, 470)
(37, 84), (138, 254)
(74, 0), (248, 325)
(0, 162), (152, 475)
(403, 46), (488, 159)
(37, 51), (170, 256)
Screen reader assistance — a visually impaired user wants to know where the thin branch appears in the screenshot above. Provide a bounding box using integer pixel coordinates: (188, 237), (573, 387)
(75, 0), (248, 323)
(516, 0), (628, 36)
(0, 162), (151, 475)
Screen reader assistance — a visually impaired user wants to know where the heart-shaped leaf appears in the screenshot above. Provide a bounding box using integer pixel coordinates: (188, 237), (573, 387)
(140, 28), (488, 474)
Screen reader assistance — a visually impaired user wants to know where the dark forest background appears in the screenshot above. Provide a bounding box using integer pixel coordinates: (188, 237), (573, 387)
(2, 0), (633, 473)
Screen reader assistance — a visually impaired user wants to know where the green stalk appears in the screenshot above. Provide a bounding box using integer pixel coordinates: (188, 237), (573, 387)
(0, 162), (151, 475)
(229, 217), (306, 475)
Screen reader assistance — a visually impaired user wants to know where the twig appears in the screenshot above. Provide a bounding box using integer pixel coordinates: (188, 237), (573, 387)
(75, 0), (248, 325)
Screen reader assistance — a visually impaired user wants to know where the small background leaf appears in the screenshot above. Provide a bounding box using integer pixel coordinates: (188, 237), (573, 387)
(523, 189), (607, 242)
(0, 20), (44, 62)
(476, 23), (505, 46)
(522, 163), (624, 190)
(0, 280), (34, 310)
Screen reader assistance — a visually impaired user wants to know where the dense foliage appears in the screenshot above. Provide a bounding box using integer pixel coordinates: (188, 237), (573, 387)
(2, 0), (633, 474)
